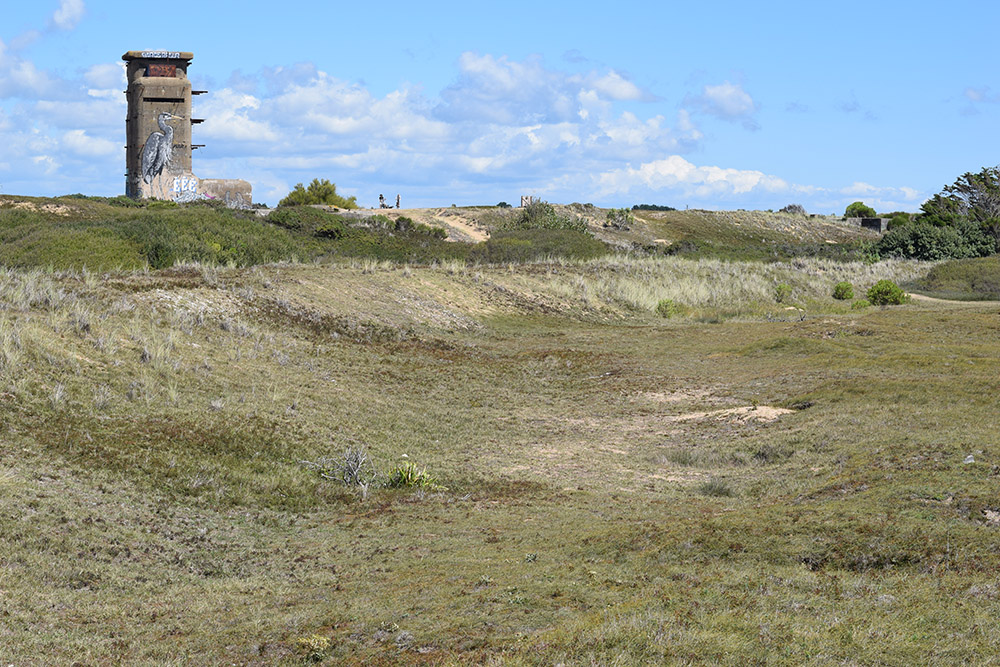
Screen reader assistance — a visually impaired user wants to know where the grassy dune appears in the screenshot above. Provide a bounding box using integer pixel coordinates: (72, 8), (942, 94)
(1, 253), (998, 663)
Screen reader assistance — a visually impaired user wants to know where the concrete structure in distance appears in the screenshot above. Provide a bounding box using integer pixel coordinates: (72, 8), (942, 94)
(123, 50), (252, 207)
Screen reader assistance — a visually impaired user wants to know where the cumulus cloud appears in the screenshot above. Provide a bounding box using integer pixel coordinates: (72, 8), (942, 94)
(50, 0), (85, 31)
(84, 63), (124, 89)
(589, 71), (647, 101)
(595, 155), (788, 198)
(196, 89), (279, 143)
(61, 129), (118, 157)
(841, 182), (921, 202)
(685, 81), (759, 130)
(436, 52), (655, 125)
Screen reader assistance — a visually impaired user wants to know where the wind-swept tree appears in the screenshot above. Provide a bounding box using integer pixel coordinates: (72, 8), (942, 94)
(921, 166), (1000, 241)
(279, 179), (358, 208)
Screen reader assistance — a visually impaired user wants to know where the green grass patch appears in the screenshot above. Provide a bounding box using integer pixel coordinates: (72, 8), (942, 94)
(909, 255), (1000, 300)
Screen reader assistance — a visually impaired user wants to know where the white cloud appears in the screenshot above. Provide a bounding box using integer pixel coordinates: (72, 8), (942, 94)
(62, 129), (117, 157)
(84, 63), (124, 89)
(436, 52), (655, 125)
(595, 155), (788, 198)
(32, 155), (60, 175)
(196, 89), (278, 143)
(51, 0), (85, 30)
(841, 182), (920, 202)
(685, 81), (759, 129)
(590, 71), (645, 101)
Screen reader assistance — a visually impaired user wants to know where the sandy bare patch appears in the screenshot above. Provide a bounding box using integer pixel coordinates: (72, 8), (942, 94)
(635, 389), (712, 404)
(666, 405), (792, 424)
(1, 199), (74, 216)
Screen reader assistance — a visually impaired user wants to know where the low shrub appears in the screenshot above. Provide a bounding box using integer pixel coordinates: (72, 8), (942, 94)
(779, 204), (806, 215)
(774, 283), (793, 303)
(655, 298), (684, 318)
(266, 206), (344, 232)
(632, 204), (676, 212)
(492, 201), (588, 233)
(832, 281), (854, 300)
(867, 279), (907, 306)
(470, 229), (608, 263)
(604, 208), (634, 230)
(314, 221), (346, 239)
(697, 478), (735, 497)
(383, 461), (444, 490)
(851, 299), (871, 310)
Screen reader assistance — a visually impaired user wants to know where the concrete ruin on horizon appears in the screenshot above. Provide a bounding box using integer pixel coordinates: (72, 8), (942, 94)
(123, 50), (252, 207)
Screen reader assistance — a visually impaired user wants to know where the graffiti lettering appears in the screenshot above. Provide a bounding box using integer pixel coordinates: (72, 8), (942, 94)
(141, 51), (181, 59)
(171, 176), (199, 195)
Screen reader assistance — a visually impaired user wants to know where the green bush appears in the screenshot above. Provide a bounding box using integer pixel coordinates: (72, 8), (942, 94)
(876, 219), (994, 260)
(493, 201), (588, 233)
(470, 229), (608, 264)
(382, 462), (443, 490)
(832, 281), (854, 300)
(278, 178), (357, 208)
(314, 221), (346, 239)
(632, 204), (676, 212)
(266, 206), (345, 233)
(851, 299), (871, 310)
(774, 283), (793, 303)
(411, 222), (447, 239)
(604, 208), (634, 230)
(866, 279), (907, 306)
(655, 298), (683, 318)
(845, 201), (877, 218)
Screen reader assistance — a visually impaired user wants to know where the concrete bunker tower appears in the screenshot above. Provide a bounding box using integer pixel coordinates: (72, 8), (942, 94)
(123, 50), (251, 206)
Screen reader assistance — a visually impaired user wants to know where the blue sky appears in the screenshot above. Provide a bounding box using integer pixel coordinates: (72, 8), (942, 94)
(0, 0), (997, 212)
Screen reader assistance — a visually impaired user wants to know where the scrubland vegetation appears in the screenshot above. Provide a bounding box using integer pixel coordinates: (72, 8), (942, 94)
(0, 192), (999, 663)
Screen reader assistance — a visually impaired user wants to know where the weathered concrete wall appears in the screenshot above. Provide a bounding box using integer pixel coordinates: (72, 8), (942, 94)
(200, 179), (253, 208)
(123, 51), (194, 199)
(846, 216), (888, 233)
(123, 50), (252, 207)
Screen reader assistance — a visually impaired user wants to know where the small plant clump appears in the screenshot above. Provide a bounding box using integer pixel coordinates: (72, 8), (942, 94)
(697, 478), (735, 497)
(655, 298), (683, 318)
(851, 299), (871, 310)
(774, 283), (793, 303)
(295, 634), (332, 662)
(604, 208), (634, 230)
(383, 461), (444, 490)
(832, 281), (854, 300)
(493, 200), (588, 233)
(779, 204), (806, 215)
(867, 279), (908, 306)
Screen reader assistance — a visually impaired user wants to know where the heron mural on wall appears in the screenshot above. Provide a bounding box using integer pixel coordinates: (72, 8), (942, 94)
(141, 112), (182, 184)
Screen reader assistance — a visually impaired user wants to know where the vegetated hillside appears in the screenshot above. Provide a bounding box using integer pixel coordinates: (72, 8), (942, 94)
(333, 203), (878, 259)
(0, 195), (877, 271)
(3, 253), (999, 663)
(908, 255), (1000, 300)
